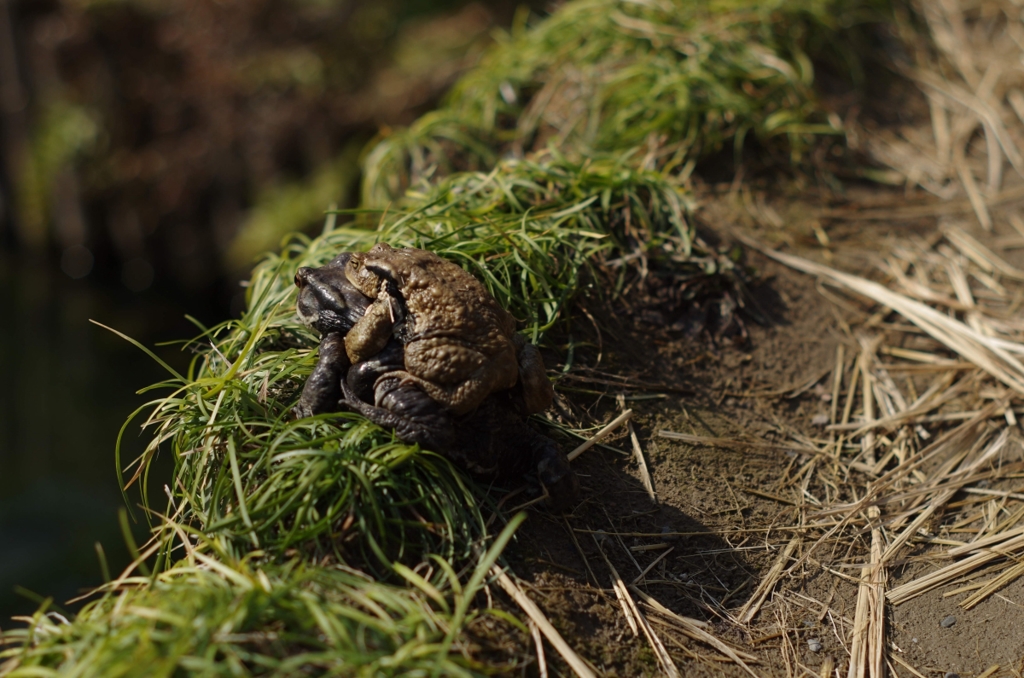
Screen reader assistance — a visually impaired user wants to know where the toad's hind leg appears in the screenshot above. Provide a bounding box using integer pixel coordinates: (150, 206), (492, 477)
(340, 377), (455, 451)
(378, 369), (495, 417)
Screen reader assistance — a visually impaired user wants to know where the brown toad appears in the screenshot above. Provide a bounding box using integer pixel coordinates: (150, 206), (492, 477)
(342, 243), (552, 415)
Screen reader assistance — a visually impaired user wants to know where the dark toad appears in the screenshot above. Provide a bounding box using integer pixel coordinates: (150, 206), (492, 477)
(292, 247), (578, 508)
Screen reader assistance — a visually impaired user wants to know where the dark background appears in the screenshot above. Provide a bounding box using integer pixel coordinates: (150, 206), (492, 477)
(0, 0), (548, 623)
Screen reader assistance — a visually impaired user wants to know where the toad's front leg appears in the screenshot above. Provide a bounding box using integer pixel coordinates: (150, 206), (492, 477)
(294, 332), (349, 418)
(344, 297), (394, 364)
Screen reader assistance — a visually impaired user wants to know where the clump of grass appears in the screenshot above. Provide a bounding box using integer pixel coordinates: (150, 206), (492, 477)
(0, 517), (526, 677)
(315, 155), (698, 335)
(362, 0), (859, 205)
(119, 302), (487, 570)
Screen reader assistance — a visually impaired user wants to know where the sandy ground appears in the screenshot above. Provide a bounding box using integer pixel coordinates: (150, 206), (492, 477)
(475, 186), (1024, 677)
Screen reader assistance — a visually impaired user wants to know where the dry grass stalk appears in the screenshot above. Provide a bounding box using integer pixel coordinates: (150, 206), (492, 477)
(628, 420), (657, 503)
(630, 547), (674, 586)
(629, 587), (760, 677)
(960, 559), (1024, 609)
(491, 566), (597, 678)
(887, 532), (1024, 604)
(830, 343), (845, 430)
(751, 245), (1024, 395)
(860, 336), (881, 465)
(592, 538), (679, 677)
(737, 536), (801, 624)
(529, 620), (549, 678)
(567, 409), (633, 462)
(657, 430), (818, 455)
(845, 506), (885, 678)
(629, 589), (710, 630)
(616, 394), (656, 502)
(603, 562), (639, 635)
(948, 524), (1024, 556)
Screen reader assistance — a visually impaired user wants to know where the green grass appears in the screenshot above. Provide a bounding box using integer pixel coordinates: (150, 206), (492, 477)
(361, 0), (867, 206)
(0, 517), (526, 677)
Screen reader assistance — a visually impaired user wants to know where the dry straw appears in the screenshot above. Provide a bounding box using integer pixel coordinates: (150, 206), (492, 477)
(725, 184), (1024, 674)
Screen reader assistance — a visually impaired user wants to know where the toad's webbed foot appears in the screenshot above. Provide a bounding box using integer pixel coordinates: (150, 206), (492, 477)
(293, 333), (349, 419)
(340, 376), (455, 452)
(530, 432), (579, 513)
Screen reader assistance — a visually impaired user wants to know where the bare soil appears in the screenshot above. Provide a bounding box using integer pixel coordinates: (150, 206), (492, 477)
(479, 187), (1024, 677)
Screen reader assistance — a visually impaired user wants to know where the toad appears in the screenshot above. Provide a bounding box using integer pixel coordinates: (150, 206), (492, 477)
(342, 243), (553, 415)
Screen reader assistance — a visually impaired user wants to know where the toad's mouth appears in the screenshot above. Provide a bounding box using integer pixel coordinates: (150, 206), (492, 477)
(295, 287), (321, 327)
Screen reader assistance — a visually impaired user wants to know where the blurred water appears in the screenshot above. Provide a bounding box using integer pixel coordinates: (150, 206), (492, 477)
(0, 252), (217, 622)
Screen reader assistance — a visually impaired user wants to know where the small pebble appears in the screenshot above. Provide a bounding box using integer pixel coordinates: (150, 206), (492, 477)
(945, 673), (960, 678)
(811, 413), (830, 426)
(940, 615), (957, 628)
(807, 638), (822, 653)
